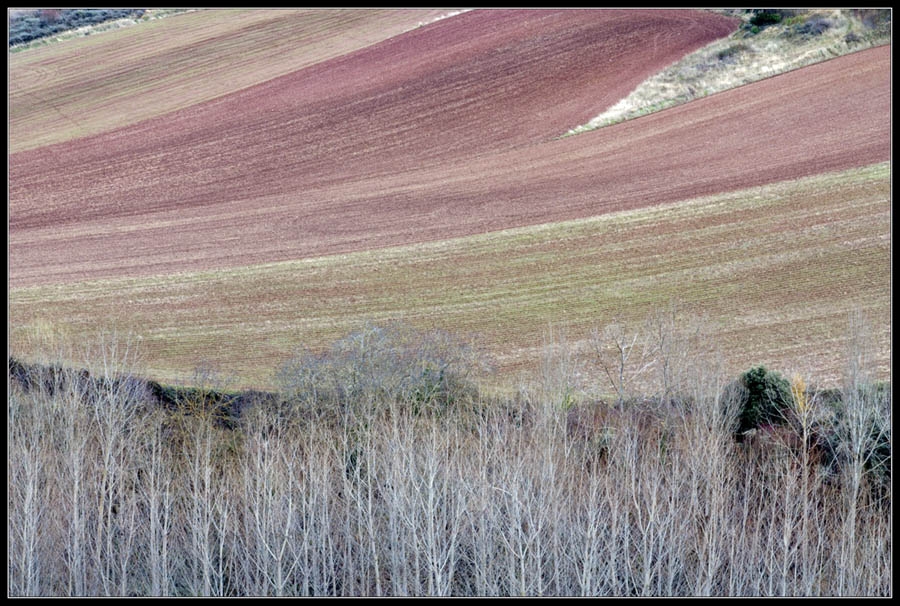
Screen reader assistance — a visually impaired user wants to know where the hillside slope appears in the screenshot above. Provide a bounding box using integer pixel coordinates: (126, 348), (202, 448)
(8, 9), (890, 389)
(9, 40), (889, 287)
(10, 9), (740, 287)
(8, 9), (452, 153)
(10, 163), (889, 388)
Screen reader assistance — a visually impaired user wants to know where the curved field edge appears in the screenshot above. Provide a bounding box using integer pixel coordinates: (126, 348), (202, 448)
(8, 8), (452, 153)
(9, 43), (889, 289)
(9, 162), (891, 391)
(565, 9), (891, 136)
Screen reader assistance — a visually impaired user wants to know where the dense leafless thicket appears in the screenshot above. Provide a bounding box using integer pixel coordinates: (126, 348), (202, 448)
(8, 315), (891, 596)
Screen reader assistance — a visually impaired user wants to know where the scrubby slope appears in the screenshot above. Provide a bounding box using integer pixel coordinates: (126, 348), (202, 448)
(568, 8), (892, 134)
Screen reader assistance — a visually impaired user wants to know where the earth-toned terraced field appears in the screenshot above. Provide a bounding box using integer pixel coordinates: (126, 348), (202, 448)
(8, 8), (891, 391)
(8, 9), (452, 153)
(10, 163), (890, 389)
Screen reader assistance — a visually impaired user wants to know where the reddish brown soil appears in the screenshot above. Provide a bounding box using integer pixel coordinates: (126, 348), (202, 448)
(8, 9), (453, 153)
(8, 10), (889, 288)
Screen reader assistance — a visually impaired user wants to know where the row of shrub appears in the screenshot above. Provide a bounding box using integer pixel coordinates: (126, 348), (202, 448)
(8, 322), (892, 595)
(736, 8), (891, 39)
(8, 321), (891, 502)
(9, 9), (146, 47)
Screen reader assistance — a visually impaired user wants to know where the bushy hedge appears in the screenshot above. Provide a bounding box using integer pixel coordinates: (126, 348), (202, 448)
(9, 9), (146, 47)
(275, 323), (481, 419)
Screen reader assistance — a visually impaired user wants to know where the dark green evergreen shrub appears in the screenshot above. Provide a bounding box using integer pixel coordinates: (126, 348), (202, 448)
(750, 11), (783, 28)
(865, 416), (891, 499)
(735, 365), (793, 433)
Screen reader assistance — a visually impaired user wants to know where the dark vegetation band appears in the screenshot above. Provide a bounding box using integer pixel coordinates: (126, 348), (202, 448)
(9, 9), (147, 47)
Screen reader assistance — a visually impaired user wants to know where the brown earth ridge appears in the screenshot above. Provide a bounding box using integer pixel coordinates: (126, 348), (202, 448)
(8, 9), (889, 289)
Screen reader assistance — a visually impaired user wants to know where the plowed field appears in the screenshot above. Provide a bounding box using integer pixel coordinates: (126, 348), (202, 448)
(8, 9), (891, 388)
(8, 9), (452, 153)
(10, 9), (743, 287)
(9, 164), (890, 388)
